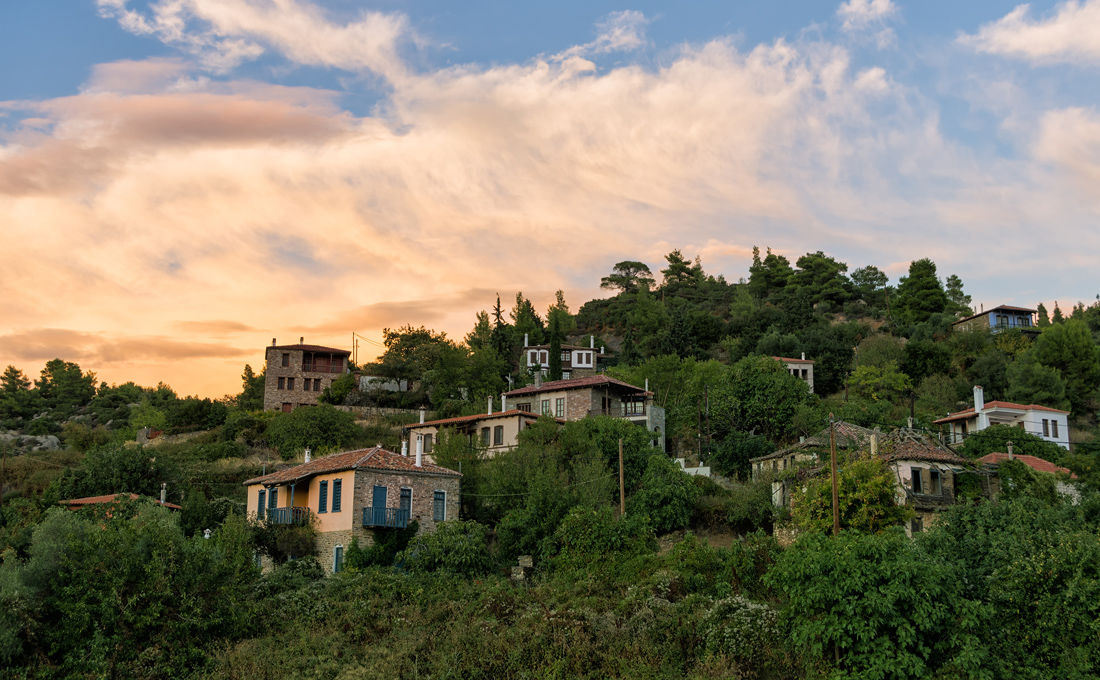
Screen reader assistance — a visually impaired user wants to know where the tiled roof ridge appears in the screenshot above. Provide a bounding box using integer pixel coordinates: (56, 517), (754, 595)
(410, 409), (542, 428)
(503, 374), (647, 396)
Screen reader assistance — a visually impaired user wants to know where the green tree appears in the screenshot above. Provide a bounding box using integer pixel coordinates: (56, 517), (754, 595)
(848, 362), (912, 402)
(35, 359), (97, 413)
(237, 364), (265, 410)
(894, 258), (948, 323)
(396, 520), (493, 575)
(900, 339), (951, 385)
(628, 455), (699, 533)
(660, 249), (703, 290)
(1037, 302), (1051, 327)
(1005, 353), (1070, 410)
(767, 530), (979, 679)
(957, 423), (1066, 464)
(791, 457), (912, 534)
(747, 246), (793, 300)
(318, 372), (357, 405)
(790, 251), (851, 308)
(1031, 319), (1100, 415)
(850, 264), (890, 310)
(510, 292), (544, 346)
(264, 405), (362, 459)
(600, 260), (655, 294)
(944, 274), (973, 316)
(1, 366), (30, 393)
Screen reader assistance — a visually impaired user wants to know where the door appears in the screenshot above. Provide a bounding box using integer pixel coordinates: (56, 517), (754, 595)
(371, 485), (388, 525)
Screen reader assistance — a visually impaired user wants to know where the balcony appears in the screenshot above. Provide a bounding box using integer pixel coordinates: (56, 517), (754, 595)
(302, 359), (345, 374)
(362, 506), (411, 529)
(589, 404), (648, 419)
(266, 506), (312, 525)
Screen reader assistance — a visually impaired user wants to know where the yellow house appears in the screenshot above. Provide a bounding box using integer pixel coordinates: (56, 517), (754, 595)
(404, 408), (551, 463)
(243, 445), (461, 573)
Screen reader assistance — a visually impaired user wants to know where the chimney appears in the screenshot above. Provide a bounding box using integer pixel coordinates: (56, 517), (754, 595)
(974, 385), (989, 431)
(487, 396), (493, 415)
(1007, 441), (1014, 460)
(415, 434), (423, 467)
(419, 406), (426, 424)
(645, 378), (649, 392)
(907, 416), (914, 429)
(590, 335), (595, 349)
(534, 372), (542, 388)
(600, 346), (605, 354)
(304, 447), (311, 463)
(801, 352), (806, 360)
(401, 440), (408, 457)
(501, 394), (507, 411)
(160, 482), (167, 505)
(870, 433), (879, 457)
(524, 333), (529, 347)
(299, 336), (304, 344)
(272, 337), (276, 347)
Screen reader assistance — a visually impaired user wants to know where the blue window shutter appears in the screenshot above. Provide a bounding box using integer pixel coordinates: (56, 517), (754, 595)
(334, 545), (344, 573)
(318, 481), (328, 513)
(258, 489), (266, 519)
(332, 479), (342, 513)
(269, 488), (278, 509)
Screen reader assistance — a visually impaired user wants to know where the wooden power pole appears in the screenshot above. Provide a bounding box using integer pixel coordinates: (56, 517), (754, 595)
(618, 438), (625, 516)
(830, 414), (840, 536)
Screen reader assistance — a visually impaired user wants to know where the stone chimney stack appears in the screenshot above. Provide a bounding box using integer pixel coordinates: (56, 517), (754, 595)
(304, 447), (311, 463)
(300, 336), (304, 344)
(272, 337), (276, 347)
(415, 434), (423, 467)
(801, 352), (806, 360)
(534, 371), (542, 388)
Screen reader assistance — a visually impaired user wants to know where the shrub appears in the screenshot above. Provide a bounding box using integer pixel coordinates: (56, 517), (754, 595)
(701, 595), (780, 670)
(345, 521), (419, 569)
(396, 520), (492, 575)
(543, 505), (655, 572)
(724, 480), (776, 535)
(628, 455), (699, 534)
(264, 406), (363, 459)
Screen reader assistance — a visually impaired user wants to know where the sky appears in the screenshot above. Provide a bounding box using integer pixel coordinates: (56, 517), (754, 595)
(2, 0), (1100, 398)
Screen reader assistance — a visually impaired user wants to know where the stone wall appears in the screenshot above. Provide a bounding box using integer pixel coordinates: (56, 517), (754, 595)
(263, 347), (348, 411)
(351, 469), (461, 537)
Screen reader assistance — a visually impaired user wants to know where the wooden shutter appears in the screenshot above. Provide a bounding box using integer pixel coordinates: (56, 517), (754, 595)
(318, 481), (328, 513)
(332, 479), (342, 512)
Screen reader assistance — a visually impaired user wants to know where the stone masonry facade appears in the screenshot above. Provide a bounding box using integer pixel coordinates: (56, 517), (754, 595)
(263, 343), (350, 411)
(351, 469), (461, 537)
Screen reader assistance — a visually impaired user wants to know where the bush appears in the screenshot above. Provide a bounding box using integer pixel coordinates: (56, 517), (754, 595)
(701, 595), (780, 670)
(724, 480), (776, 535)
(345, 521), (419, 569)
(628, 455), (699, 534)
(396, 520), (492, 575)
(264, 406), (363, 459)
(543, 505), (655, 572)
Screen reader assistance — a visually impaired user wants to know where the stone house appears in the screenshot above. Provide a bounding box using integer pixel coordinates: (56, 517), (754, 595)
(503, 374), (665, 450)
(751, 421), (875, 507)
(522, 334), (611, 379)
(879, 428), (978, 536)
(263, 338), (351, 412)
(952, 305), (1037, 334)
(934, 386), (1070, 449)
(403, 405), (553, 463)
(243, 445), (460, 574)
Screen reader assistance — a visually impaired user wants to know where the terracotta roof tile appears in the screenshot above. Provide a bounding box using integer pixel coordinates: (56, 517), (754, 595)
(880, 429), (970, 465)
(772, 356), (814, 364)
(933, 401), (1070, 424)
(59, 493), (182, 510)
(978, 452), (1076, 478)
(271, 343), (350, 355)
(750, 421), (875, 462)
(243, 446), (460, 486)
(503, 375), (649, 398)
(408, 409), (546, 429)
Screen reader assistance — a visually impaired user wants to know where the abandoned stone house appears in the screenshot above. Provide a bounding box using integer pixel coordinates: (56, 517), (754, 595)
(262, 338), (351, 412)
(243, 445), (461, 574)
(403, 405), (554, 463)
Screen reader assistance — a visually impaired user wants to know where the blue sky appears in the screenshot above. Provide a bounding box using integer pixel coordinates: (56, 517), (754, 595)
(1, 0), (1098, 396)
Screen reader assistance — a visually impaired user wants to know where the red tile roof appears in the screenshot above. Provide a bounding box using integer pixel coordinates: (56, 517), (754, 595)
(978, 452), (1076, 478)
(504, 375), (649, 398)
(407, 409), (547, 429)
(772, 356), (814, 364)
(933, 401), (1070, 424)
(880, 428), (970, 465)
(59, 493), (182, 510)
(750, 421), (875, 462)
(271, 343), (351, 355)
(243, 445), (460, 486)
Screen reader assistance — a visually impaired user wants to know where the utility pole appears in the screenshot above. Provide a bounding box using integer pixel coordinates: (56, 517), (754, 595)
(830, 414), (840, 536)
(704, 384), (711, 454)
(618, 438), (625, 516)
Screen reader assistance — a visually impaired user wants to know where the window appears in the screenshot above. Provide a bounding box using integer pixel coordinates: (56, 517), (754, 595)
(268, 487), (278, 510)
(912, 468), (923, 494)
(517, 402), (531, 412)
(528, 350), (539, 365)
(493, 425), (504, 446)
(400, 487), (412, 513)
(480, 427), (490, 446)
(929, 469), (942, 495)
(277, 376), (286, 390)
(332, 479), (342, 512)
(318, 480), (328, 513)
(257, 489), (266, 519)
(911, 517), (924, 534)
(1043, 419), (1050, 437)
(541, 399), (551, 415)
(314, 379), (322, 392)
(561, 351), (571, 362)
(423, 433), (433, 453)
(555, 398), (565, 418)
(333, 545), (344, 573)
(287, 377), (295, 391)
(433, 490), (446, 522)
(281, 353), (289, 367)
(1052, 420), (1059, 439)
(539, 350), (548, 364)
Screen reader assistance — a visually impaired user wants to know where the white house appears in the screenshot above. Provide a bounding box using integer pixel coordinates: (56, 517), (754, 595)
(772, 354), (814, 393)
(934, 386), (1070, 449)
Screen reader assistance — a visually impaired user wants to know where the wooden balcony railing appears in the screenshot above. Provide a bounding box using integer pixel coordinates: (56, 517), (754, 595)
(362, 507), (411, 529)
(588, 405), (647, 418)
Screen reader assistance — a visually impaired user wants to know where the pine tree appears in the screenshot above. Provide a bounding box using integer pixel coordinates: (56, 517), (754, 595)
(1037, 303), (1051, 327)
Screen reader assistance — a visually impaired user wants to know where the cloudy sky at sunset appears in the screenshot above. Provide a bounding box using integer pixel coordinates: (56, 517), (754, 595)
(2, 0), (1099, 397)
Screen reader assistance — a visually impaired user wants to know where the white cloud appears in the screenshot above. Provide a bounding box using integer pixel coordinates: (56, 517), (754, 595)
(837, 0), (897, 47)
(96, 0), (410, 78)
(961, 1), (1100, 64)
